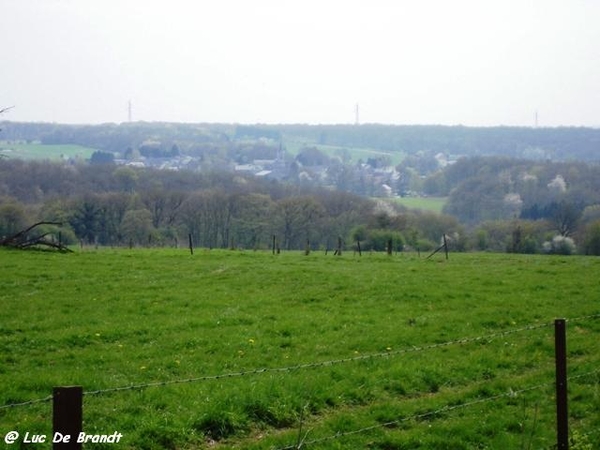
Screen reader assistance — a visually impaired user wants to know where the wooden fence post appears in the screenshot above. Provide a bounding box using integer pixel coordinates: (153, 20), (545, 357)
(53, 386), (82, 449)
(443, 234), (449, 260)
(555, 319), (568, 449)
(188, 234), (193, 255)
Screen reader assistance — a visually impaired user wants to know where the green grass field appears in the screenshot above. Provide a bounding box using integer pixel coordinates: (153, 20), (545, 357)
(316, 144), (406, 166)
(284, 137), (405, 165)
(394, 196), (447, 213)
(1, 249), (599, 449)
(0, 142), (97, 161)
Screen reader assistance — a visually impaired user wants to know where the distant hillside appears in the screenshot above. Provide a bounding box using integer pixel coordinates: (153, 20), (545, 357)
(2, 121), (600, 162)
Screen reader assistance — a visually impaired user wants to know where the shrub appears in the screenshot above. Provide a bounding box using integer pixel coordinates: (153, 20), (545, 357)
(521, 237), (538, 254)
(542, 235), (576, 255)
(415, 238), (436, 252)
(349, 225), (368, 242)
(366, 229), (404, 252)
(582, 220), (600, 256)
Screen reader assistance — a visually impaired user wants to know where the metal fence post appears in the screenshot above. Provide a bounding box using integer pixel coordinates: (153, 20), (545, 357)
(555, 319), (568, 449)
(53, 386), (82, 449)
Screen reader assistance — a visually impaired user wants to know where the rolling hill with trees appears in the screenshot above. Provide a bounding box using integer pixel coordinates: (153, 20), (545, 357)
(1, 121), (600, 255)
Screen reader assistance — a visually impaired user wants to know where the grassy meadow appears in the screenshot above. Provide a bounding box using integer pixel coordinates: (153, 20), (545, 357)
(0, 248), (599, 449)
(284, 137), (405, 166)
(316, 144), (406, 166)
(393, 196), (447, 213)
(0, 142), (97, 161)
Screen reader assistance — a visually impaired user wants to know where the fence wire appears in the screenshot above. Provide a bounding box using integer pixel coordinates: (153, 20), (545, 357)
(278, 367), (600, 450)
(568, 368), (600, 382)
(1, 314), (597, 409)
(277, 381), (556, 450)
(0, 395), (52, 411)
(83, 320), (556, 398)
(567, 312), (600, 323)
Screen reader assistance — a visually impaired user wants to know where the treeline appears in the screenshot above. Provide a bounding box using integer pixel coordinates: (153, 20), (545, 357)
(2, 157), (600, 255)
(3, 121), (600, 162)
(282, 124), (600, 161)
(427, 157), (600, 255)
(0, 121), (233, 155)
(423, 157), (600, 223)
(0, 159), (461, 252)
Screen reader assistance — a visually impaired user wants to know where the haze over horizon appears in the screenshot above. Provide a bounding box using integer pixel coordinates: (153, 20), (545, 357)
(1, 0), (599, 128)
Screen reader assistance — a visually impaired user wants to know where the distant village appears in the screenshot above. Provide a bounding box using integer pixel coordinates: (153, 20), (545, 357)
(113, 145), (454, 198)
(115, 150), (406, 198)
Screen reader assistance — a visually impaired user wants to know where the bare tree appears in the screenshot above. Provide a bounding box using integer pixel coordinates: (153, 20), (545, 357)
(551, 200), (582, 237)
(0, 106), (14, 136)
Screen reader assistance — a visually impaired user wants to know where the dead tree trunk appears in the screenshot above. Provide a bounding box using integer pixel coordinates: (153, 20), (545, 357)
(0, 222), (72, 252)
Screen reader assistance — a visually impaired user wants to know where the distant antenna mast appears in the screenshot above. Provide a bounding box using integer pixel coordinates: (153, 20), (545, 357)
(355, 103), (359, 125)
(128, 100), (132, 123)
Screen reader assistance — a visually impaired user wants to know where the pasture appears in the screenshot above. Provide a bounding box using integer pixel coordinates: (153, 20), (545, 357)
(393, 196), (447, 213)
(0, 141), (97, 161)
(0, 249), (599, 449)
(284, 137), (405, 166)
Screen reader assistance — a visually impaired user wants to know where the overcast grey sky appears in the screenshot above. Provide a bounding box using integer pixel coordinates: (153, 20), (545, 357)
(1, 0), (599, 126)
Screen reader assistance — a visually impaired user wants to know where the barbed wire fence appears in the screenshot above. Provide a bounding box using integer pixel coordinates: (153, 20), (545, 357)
(0, 320), (557, 409)
(275, 368), (600, 450)
(2, 314), (599, 448)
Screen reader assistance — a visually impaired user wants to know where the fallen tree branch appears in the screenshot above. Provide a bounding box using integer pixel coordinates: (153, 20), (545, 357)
(0, 222), (72, 252)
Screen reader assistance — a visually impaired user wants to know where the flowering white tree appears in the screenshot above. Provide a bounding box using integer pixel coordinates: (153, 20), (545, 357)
(547, 174), (567, 192)
(543, 235), (576, 255)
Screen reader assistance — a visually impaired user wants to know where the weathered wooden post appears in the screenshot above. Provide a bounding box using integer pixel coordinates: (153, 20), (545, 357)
(511, 225), (522, 253)
(387, 239), (392, 256)
(356, 240), (362, 256)
(555, 319), (568, 449)
(305, 239), (310, 256)
(188, 233), (193, 255)
(53, 386), (82, 449)
(426, 237), (448, 260)
(272, 235), (276, 255)
(443, 234), (449, 260)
